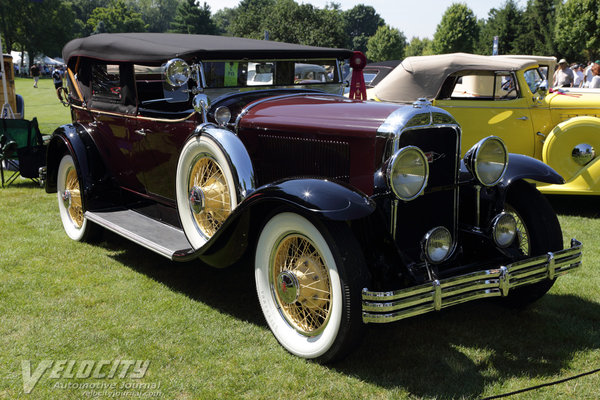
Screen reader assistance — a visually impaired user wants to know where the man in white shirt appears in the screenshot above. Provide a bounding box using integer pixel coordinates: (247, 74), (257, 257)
(553, 59), (574, 87)
(572, 64), (584, 87)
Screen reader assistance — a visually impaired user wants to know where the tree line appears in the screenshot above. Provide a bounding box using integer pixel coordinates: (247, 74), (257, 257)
(0, 0), (598, 65)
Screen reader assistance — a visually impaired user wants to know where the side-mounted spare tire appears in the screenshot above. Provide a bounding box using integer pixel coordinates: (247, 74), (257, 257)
(176, 134), (239, 249)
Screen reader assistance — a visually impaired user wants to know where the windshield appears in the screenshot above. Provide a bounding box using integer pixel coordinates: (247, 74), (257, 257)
(202, 59), (339, 88)
(524, 68), (544, 93)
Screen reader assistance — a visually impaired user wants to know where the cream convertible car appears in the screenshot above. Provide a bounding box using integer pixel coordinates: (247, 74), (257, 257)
(369, 53), (600, 195)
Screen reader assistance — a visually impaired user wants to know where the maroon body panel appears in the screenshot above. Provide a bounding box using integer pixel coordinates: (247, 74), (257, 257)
(238, 95), (400, 195)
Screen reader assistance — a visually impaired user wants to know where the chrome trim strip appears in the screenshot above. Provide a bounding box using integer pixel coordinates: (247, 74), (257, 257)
(362, 239), (582, 323)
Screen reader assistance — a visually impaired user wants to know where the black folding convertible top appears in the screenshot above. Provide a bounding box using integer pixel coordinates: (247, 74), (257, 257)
(63, 33), (353, 64)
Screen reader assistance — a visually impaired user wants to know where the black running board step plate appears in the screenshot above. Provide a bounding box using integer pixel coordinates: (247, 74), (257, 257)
(85, 209), (193, 261)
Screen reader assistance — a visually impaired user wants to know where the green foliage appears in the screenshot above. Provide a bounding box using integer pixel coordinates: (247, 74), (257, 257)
(432, 3), (479, 54)
(69, 0), (112, 37)
(262, 0), (346, 47)
(134, 0), (183, 33)
(0, 0), (74, 57)
(475, 0), (524, 55)
(515, 0), (559, 56)
(229, 0), (275, 39)
(170, 0), (216, 34)
(366, 25), (406, 62)
(87, 0), (147, 33)
(343, 4), (384, 53)
(405, 37), (433, 57)
(213, 7), (237, 36)
(555, 0), (600, 61)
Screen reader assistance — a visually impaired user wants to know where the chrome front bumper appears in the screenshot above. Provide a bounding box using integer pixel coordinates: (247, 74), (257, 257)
(362, 239), (583, 323)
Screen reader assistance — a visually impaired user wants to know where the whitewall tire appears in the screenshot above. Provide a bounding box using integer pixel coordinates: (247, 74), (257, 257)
(57, 154), (94, 241)
(176, 135), (238, 250)
(255, 212), (366, 362)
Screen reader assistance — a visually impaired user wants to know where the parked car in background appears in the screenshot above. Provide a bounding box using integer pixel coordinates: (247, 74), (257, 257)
(44, 34), (582, 362)
(369, 53), (600, 195)
(1, 54), (24, 118)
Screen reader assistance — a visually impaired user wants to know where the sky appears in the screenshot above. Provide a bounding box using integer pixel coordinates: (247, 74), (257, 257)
(203, 0), (528, 39)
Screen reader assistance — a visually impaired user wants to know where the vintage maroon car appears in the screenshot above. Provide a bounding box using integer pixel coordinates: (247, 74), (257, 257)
(43, 33), (582, 362)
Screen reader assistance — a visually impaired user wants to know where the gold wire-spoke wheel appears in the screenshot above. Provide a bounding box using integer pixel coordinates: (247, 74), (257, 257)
(505, 204), (530, 256)
(271, 234), (332, 336)
(188, 156), (233, 239)
(63, 167), (84, 228)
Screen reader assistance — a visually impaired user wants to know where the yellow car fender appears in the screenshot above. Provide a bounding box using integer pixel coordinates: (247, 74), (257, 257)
(540, 116), (600, 194)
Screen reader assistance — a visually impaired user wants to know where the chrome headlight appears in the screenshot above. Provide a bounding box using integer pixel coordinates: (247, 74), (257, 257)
(387, 146), (429, 201)
(214, 106), (232, 127)
(422, 226), (453, 264)
(464, 136), (508, 186)
(491, 212), (517, 248)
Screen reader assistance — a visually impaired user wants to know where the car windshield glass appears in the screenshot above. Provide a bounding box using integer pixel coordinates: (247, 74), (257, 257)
(524, 68), (544, 93)
(202, 60), (339, 88)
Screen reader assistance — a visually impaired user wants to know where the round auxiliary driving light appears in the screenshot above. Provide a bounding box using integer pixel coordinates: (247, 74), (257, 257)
(387, 146), (429, 201)
(464, 136), (508, 186)
(491, 212), (517, 248)
(164, 58), (191, 87)
(572, 143), (596, 166)
(214, 106), (232, 127)
(422, 226), (453, 264)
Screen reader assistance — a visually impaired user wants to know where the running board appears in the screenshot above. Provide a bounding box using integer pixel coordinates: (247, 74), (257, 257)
(85, 209), (194, 261)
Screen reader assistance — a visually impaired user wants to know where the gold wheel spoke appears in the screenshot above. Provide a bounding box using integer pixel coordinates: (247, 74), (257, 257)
(272, 234), (332, 335)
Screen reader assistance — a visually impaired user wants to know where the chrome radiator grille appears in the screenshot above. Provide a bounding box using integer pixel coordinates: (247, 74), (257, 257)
(392, 127), (460, 260)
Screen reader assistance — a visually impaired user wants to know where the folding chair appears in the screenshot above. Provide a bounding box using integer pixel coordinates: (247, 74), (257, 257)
(0, 117), (46, 187)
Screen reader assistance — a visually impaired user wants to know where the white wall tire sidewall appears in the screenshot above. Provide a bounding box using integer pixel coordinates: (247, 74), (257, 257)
(57, 155), (88, 241)
(176, 135), (238, 250)
(255, 212), (343, 359)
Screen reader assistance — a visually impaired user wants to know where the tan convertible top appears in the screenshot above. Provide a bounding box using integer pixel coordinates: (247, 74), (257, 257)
(372, 53), (539, 103)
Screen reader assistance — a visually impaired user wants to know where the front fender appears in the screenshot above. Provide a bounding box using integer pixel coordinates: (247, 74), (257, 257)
(193, 178), (376, 268)
(242, 178), (376, 221)
(498, 153), (564, 189)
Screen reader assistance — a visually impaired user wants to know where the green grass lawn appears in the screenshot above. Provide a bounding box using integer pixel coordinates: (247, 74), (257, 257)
(1, 78), (599, 399)
(14, 77), (71, 135)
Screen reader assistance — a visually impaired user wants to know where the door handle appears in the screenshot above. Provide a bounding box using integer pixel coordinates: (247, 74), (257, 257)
(516, 116), (529, 121)
(135, 129), (149, 136)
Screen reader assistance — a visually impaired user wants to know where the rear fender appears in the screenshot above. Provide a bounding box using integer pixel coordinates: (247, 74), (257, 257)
(539, 116), (600, 194)
(45, 124), (109, 209)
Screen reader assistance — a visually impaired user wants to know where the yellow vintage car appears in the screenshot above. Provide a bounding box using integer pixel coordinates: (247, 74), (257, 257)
(369, 53), (600, 195)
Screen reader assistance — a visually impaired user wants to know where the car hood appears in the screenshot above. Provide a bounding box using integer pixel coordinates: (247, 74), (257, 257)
(546, 89), (600, 108)
(237, 94), (402, 137)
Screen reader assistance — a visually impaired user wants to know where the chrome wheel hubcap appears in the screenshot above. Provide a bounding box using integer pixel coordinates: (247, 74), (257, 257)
(189, 186), (206, 214)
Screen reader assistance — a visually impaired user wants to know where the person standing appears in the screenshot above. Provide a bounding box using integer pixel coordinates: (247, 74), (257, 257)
(553, 59), (574, 87)
(52, 66), (63, 89)
(30, 64), (40, 88)
(572, 63), (584, 87)
(588, 62), (600, 88)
